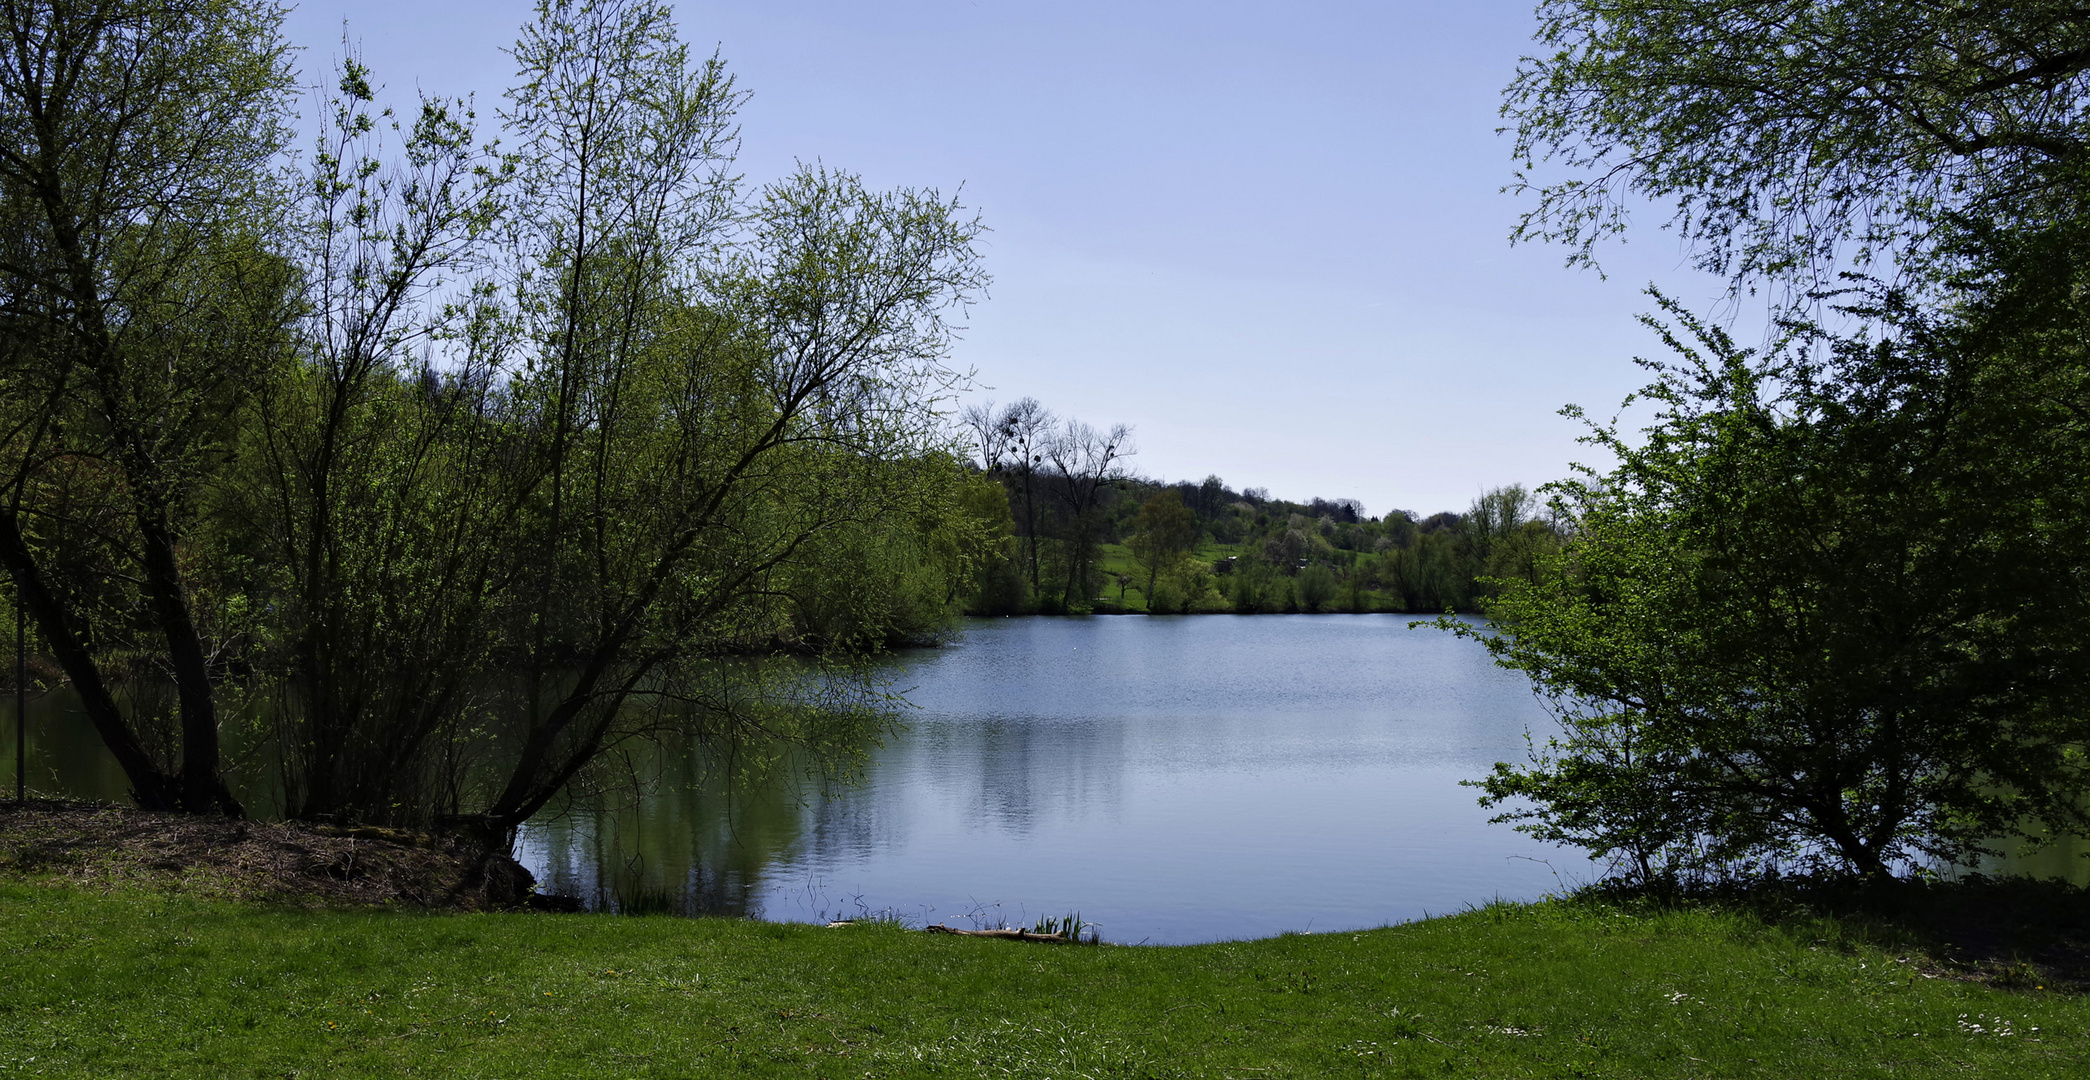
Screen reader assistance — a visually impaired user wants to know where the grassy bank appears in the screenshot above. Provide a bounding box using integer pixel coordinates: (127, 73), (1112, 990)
(3, 881), (2086, 1078)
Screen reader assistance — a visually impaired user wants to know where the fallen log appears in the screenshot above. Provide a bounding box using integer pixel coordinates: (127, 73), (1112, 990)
(923, 922), (1089, 944)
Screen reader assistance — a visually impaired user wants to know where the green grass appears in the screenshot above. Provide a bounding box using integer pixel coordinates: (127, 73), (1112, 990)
(1097, 542), (1243, 612)
(2, 883), (2085, 1077)
(1096, 542), (1151, 610)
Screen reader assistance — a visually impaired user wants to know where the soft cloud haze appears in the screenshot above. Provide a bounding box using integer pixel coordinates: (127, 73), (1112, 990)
(286, 0), (1730, 516)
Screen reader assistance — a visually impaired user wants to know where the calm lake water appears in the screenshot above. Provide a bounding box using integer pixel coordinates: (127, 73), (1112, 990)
(519, 615), (1594, 943)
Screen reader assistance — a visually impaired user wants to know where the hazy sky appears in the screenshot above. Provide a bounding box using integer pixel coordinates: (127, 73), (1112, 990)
(282, 0), (1727, 517)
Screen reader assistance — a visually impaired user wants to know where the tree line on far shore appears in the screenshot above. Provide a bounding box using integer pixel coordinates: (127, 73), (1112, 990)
(957, 398), (1556, 617)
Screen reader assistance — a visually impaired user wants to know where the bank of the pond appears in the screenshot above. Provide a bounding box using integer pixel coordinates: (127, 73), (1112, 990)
(3, 878), (2088, 1078)
(0, 801), (547, 912)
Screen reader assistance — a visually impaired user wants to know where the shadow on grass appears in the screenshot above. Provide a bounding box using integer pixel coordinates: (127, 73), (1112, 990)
(1577, 873), (2090, 992)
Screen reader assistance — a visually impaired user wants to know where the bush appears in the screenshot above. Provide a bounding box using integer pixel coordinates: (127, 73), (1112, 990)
(1295, 565), (1336, 612)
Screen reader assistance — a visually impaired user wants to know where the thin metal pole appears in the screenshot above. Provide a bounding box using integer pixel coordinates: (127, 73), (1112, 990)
(14, 574), (23, 803)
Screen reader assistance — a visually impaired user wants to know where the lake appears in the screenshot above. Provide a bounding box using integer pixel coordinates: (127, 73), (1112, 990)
(518, 614), (1594, 943)
(15, 613), (2076, 941)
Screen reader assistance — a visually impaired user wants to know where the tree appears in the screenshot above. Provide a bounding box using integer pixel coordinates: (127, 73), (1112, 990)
(1259, 525), (1306, 576)
(1127, 490), (1197, 606)
(1459, 485), (1558, 603)
(948, 469), (1025, 615)
(444, 0), (987, 844)
(960, 399), (1010, 476)
(1483, 0), (2090, 883)
(979, 397), (1054, 594)
(0, 0), (296, 813)
(1295, 563), (1336, 613)
(225, 0), (984, 840)
(0, 0), (989, 843)
(1508, 0), (2090, 296)
(1044, 418), (1132, 609)
(1456, 307), (2090, 880)
(245, 51), (514, 824)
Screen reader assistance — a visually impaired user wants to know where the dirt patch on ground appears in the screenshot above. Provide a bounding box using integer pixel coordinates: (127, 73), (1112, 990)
(0, 800), (554, 911)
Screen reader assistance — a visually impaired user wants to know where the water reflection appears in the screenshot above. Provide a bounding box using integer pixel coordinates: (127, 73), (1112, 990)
(1975, 832), (2090, 884)
(5, 692), (136, 803)
(523, 749), (822, 916)
(522, 615), (1604, 941)
(899, 715), (1129, 836)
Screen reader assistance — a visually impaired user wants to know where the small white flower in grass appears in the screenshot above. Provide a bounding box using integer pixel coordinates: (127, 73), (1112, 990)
(1666, 992), (1688, 1004)
(1957, 1013), (2016, 1037)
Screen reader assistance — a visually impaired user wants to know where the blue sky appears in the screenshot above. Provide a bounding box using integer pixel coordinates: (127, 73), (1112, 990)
(283, 1), (1726, 517)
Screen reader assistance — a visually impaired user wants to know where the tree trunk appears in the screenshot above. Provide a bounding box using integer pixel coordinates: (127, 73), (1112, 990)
(0, 509), (179, 810)
(136, 509), (242, 816)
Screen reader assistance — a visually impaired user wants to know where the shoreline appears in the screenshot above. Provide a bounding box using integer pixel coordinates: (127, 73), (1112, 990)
(0, 799), (556, 912)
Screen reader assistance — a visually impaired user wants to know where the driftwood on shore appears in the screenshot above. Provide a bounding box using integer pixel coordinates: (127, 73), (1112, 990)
(922, 922), (1090, 944)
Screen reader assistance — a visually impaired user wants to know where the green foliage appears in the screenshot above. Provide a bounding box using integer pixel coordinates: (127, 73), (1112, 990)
(1456, 305), (2090, 881)
(953, 470), (1029, 616)
(1294, 564), (1337, 613)
(1379, 526), (1469, 612)
(1508, 0), (2090, 293)
(0, 0), (993, 835)
(1127, 489), (1198, 602)
(963, 456), (1552, 616)
(1227, 559), (1277, 613)
(1488, 0), (2090, 884)
(0, 0), (298, 813)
